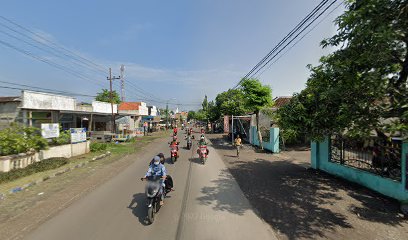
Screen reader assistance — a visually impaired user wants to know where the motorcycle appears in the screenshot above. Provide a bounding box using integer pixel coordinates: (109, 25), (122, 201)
(141, 175), (168, 224)
(198, 145), (208, 164)
(186, 137), (192, 150)
(170, 145), (178, 163)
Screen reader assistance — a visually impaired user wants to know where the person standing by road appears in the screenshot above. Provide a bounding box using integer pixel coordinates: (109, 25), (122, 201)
(234, 135), (242, 157)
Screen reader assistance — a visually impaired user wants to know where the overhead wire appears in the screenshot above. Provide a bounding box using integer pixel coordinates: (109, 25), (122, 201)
(241, 0), (330, 82)
(254, 1), (344, 78)
(0, 79), (96, 97)
(232, 0), (339, 89)
(0, 15), (108, 74)
(248, 0), (339, 78)
(0, 16), (205, 107)
(0, 39), (106, 88)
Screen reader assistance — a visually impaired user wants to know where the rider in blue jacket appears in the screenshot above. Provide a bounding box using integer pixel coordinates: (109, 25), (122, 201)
(143, 156), (167, 205)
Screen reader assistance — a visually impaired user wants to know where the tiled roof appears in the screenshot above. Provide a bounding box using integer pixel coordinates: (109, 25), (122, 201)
(274, 97), (292, 108)
(118, 102), (141, 110)
(0, 96), (20, 103)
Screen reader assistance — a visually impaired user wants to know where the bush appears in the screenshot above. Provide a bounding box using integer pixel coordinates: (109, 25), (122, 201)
(90, 142), (107, 152)
(50, 129), (71, 146)
(0, 157), (68, 184)
(0, 124), (48, 156)
(126, 137), (136, 143)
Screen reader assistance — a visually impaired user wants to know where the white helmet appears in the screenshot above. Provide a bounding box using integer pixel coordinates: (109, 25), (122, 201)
(153, 156), (161, 165)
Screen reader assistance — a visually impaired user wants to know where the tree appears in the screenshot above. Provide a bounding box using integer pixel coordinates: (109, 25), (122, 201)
(277, 0), (408, 140)
(215, 89), (248, 117)
(95, 89), (121, 104)
(241, 78), (273, 149)
(187, 111), (196, 121)
(195, 109), (207, 122)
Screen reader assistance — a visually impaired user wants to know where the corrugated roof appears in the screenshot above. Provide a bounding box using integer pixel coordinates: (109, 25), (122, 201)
(273, 97), (292, 108)
(0, 96), (20, 103)
(118, 102), (141, 110)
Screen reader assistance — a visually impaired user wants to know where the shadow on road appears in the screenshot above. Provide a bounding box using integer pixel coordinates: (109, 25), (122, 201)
(128, 193), (149, 226)
(198, 155), (407, 239)
(189, 157), (202, 165)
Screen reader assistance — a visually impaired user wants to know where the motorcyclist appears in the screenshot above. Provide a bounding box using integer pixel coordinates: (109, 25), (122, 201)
(197, 136), (209, 156)
(169, 136), (180, 153)
(173, 127), (178, 136)
(142, 156), (167, 205)
(149, 153), (165, 165)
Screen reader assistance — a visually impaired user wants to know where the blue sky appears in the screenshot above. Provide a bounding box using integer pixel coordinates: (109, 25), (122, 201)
(0, 0), (344, 110)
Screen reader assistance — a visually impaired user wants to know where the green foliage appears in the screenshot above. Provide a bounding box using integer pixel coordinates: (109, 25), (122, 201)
(50, 128), (71, 146)
(0, 124), (48, 156)
(0, 158), (68, 184)
(240, 78), (273, 113)
(95, 89), (121, 104)
(90, 142), (108, 152)
(126, 137), (136, 143)
(215, 89), (248, 117)
(195, 109), (207, 122)
(187, 111), (196, 121)
(277, 0), (408, 140)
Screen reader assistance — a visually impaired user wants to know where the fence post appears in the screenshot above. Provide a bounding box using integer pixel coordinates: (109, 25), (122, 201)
(402, 141), (408, 191)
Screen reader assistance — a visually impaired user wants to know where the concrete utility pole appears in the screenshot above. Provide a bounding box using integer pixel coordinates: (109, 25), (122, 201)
(166, 101), (169, 129)
(120, 65), (125, 102)
(107, 68), (120, 134)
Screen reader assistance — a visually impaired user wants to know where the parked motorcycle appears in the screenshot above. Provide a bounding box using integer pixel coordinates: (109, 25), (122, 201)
(198, 145), (208, 164)
(141, 175), (168, 224)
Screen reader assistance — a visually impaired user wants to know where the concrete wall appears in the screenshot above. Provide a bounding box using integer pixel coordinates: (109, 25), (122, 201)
(0, 141), (90, 172)
(139, 102), (148, 116)
(22, 91), (76, 111)
(76, 104), (93, 112)
(92, 101), (118, 114)
(311, 138), (408, 201)
(251, 126), (280, 153)
(149, 106), (158, 116)
(0, 101), (20, 129)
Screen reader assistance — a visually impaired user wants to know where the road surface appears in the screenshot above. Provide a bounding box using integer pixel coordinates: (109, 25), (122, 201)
(25, 131), (276, 240)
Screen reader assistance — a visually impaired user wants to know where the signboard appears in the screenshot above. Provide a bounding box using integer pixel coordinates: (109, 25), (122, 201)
(224, 116), (229, 134)
(41, 123), (60, 138)
(70, 128), (86, 143)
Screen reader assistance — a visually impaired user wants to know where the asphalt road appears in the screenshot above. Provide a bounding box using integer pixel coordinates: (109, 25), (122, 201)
(24, 131), (277, 240)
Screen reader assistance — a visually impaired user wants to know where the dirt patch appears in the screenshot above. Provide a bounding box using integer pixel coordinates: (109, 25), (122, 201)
(208, 134), (408, 240)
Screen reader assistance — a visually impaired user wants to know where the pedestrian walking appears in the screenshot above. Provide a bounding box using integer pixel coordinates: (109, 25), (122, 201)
(234, 135), (242, 157)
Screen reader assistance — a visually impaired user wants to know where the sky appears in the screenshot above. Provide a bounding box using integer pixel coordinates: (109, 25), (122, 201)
(0, 0), (345, 111)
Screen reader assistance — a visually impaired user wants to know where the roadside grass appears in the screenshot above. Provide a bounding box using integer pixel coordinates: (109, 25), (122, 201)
(0, 131), (169, 195)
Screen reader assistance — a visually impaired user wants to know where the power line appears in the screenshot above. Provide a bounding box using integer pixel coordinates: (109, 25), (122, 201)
(255, 1), (344, 78)
(233, 0), (338, 89)
(0, 79), (96, 97)
(241, 0), (330, 82)
(0, 85), (96, 97)
(0, 38), (106, 88)
(0, 16), (186, 105)
(0, 15), (107, 74)
(248, 0), (339, 78)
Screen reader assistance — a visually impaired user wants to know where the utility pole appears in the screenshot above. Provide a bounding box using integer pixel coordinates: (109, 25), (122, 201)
(166, 101), (169, 129)
(107, 68), (120, 134)
(120, 65), (125, 102)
